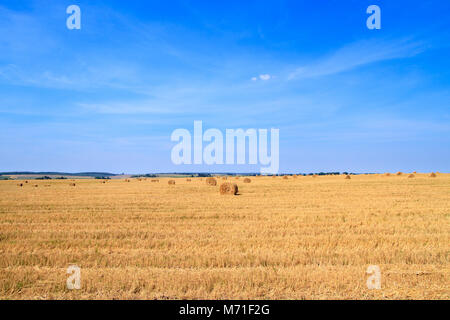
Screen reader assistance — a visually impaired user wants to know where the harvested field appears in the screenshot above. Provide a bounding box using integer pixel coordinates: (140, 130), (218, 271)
(0, 174), (449, 299)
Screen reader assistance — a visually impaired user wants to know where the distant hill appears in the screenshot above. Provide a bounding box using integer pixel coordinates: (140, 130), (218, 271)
(0, 172), (117, 177)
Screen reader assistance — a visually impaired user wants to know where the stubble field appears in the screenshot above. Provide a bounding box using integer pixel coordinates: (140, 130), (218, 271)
(0, 174), (448, 299)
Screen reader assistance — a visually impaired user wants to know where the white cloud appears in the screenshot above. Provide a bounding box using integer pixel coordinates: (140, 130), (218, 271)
(251, 77), (257, 81)
(288, 38), (426, 80)
(259, 74), (271, 80)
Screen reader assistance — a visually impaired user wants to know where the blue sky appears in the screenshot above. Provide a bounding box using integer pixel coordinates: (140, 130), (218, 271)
(0, 0), (449, 173)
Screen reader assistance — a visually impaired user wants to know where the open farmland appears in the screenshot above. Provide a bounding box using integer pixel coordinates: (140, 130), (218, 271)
(0, 174), (449, 299)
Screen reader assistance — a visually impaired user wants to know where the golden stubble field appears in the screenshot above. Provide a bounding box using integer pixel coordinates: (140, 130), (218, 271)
(0, 174), (449, 299)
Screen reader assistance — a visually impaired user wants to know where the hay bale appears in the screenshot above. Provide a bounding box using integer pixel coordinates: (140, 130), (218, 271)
(17, 183), (23, 187)
(396, 172), (403, 176)
(151, 179), (159, 182)
(430, 172), (436, 178)
(272, 175), (276, 178)
(313, 174), (317, 178)
(235, 176), (240, 180)
(70, 183), (76, 186)
(186, 178), (191, 182)
(413, 171), (417, 174)
(345, 175), (351, 179)
(385, 173), (391, 176)
(293, 175), (297, 178)
(283, 176), (288, 180)
(408, 174), (415, 178)
(206, 177), (217, 186)
(25, 181), (28, 183)
(168, 180), (176, 185)
(222, 177), (227, 180)
(34, 184), (38, 187)
(243, 178), (251, 183)
(219, 182), (238, 195)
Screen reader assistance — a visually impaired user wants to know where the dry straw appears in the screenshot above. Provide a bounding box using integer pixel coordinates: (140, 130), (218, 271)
(345, 175), (351, 179)
(206, 177), (217, 186)
(408, 174), (415, 178)
(219, 182), (238, 195)
(283, 176), (288, 180)
(430, 172), (436, 177)
(243, 178), (251, 183)
(168, 180), (176, 185)
(396, 172), (403, 176)
(385, 173), (391, 176)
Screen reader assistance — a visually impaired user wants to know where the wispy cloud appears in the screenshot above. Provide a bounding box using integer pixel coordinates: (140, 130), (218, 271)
(251, 74), (271, 81)
(288, 38), (426, 80)
(78, 101), (181, 115)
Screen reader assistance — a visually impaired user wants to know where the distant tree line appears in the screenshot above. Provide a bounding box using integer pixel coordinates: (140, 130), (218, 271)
(131, 174), (157, 178)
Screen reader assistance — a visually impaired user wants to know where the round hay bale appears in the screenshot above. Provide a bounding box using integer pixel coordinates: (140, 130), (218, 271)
(313, 174), (317, 178)
(25, 181), (28, 183)
(168, 180), (176, 185)
(293, 175), (297, 178)
(385, 173), (391, 176)
(243, 178), (251, 183)
(283, 176), (288, 180)
(235, 176), (240, 180)
(345, 175), (351, 179)
(70, 183), (76, 186)
(413, 171), (417, 174)
(429, 172), (436, 178)
(102, 181), (106, 183)
(18, 183), (23, 187)
(408, 174), (415, 178)
(272, 175), (276, 178)
(151, 179), (159, 182)
(396, 172), (403, 176)
(222, 177), (227, 180)
(186, 178), (191, 182)
(219, 182), (238, 195)
(206, 177), (217, 186)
